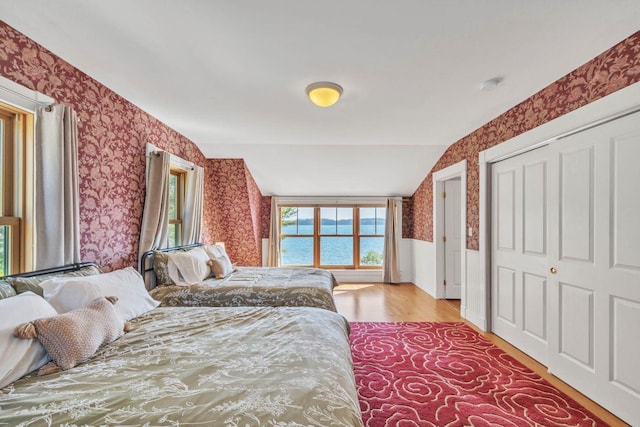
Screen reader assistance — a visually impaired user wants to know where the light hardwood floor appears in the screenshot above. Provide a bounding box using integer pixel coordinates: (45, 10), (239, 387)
(333, 282), (627, 427)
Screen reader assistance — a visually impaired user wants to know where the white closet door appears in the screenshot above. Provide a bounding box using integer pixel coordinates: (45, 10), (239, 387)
(491, 146), (549, 364)
(445, 179), (462, 299)
(547, 111), (640, 425)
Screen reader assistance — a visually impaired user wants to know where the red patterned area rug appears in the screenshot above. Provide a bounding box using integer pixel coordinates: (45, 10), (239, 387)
(350, 322), (607, 427)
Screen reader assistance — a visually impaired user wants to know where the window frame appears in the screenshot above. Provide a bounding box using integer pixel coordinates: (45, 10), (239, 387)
(167, 168), (185, 248)
(0, 101), (33, 275)
(278, 204), (385, 270)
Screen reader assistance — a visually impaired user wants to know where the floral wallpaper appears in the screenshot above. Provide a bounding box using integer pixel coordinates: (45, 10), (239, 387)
(0, 22), (264, 270)
(204, 159), (263, 266)
(406, 31), (640, 249)
(261, 196), (272, 240)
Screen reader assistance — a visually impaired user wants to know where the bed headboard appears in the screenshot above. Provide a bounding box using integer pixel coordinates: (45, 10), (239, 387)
(139, 243), (203, 290)
(0, 262), (99, 280)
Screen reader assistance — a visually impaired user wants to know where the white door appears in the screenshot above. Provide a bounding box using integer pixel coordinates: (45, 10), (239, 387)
(491, 146), (549, 364)
(547, 111), (640, 425)
(444, 179), (462, 299)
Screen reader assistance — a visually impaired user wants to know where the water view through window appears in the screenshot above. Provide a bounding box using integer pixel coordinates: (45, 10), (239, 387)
(0, 226), (7, 276)
(280, 206), (385, 268)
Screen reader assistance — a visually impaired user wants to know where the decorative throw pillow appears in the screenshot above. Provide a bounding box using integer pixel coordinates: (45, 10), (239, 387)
(208, 256), (234, 279)
(13, 296), (129, 374)
(39, 267), (160, 321)
(8, 264), (102, 296)
(0, 292), (58, 388)
(152, 251), (175, 286)
(0, 280), (17, 300)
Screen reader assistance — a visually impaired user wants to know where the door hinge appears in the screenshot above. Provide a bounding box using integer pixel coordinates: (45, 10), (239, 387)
(443, 279), (447, 286)
(442, 191), (446, 199)
(442, 235), (446, 242)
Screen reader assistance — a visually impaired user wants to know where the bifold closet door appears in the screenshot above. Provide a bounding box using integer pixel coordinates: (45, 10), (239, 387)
(547, 111), (640, 425)
(491, 146), (550, 365)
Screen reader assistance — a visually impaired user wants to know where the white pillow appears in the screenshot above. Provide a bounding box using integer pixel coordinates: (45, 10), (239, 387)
(166, 247), (211, 285)
(40, 267), (159, 321)
(204, 244), (233, 265)
(0, 292), (58, 388)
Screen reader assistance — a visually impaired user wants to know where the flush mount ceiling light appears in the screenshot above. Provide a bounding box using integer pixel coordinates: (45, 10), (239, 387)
(306, 82), (343, 107)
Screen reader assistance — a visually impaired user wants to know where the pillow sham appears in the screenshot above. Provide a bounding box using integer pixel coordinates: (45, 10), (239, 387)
(8, 264), (102, 296)
(0, 292), (58, 388)
(14, 296), (127, 374)
(208, 256), (234, 279)
(0, 280), (17, 300)
(152, 251), (175, 286)
(166, 247), (211, 285)
(40, 267), (159, 321)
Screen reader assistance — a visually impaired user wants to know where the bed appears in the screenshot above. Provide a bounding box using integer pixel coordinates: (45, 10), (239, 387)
(0, 264), (362, 426)
(142, 244), (338, 311)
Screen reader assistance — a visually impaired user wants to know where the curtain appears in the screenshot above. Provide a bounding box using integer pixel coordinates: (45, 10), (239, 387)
(266, 197), (280, 267)
(138, 151), (170, 264)
(182, 166), (204, 245)
(34, 105), (80, 269)
(383, 197), (400, 284)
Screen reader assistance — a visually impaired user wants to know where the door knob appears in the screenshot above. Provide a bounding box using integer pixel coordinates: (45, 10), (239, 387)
(550, 267), (557, 274)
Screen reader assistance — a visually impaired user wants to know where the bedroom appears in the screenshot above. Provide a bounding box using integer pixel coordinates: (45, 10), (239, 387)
(1, 2), (640, 425)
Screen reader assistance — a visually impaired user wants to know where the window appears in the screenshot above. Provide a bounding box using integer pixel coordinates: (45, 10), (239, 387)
(0, 102), (32, 276)
(279, 205), (385, 269)
(358, 206), (385, 267)
(167, 169), (185, 248)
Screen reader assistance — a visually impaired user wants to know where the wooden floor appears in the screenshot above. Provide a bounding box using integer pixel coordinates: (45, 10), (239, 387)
(333, 282), (628, 427)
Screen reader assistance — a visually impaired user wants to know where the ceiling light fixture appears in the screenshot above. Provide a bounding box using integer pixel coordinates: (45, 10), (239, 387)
(306, 82), (343, 107)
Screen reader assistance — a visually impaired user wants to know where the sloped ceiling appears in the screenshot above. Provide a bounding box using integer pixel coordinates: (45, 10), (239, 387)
(1, 1), (639, 195)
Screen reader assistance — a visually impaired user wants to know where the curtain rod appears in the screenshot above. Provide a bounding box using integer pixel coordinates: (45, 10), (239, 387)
(0, 85), (53, 109)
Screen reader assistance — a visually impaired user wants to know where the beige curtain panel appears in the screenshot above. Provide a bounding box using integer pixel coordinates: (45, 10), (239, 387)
(383, 197), (400, 284)
(138, 151), (170, 264)
(266, 197), (281, 267)
(182, 166), (204, 245)
(35, 104), (81, 269)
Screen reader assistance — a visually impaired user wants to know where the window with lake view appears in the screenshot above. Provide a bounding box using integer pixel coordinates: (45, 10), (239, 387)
(280, 205), (385, 269)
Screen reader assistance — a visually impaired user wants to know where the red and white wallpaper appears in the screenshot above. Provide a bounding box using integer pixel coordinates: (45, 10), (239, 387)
(204, 159), (264, 266)
(0, 22), (266, 270)
(404, 31), (640, 249)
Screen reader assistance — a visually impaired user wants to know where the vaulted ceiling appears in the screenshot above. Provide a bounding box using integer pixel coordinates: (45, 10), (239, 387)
(2, 1), (639, 196)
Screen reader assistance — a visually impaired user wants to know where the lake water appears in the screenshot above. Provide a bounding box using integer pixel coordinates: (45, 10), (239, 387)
(281, 223), (384, 266)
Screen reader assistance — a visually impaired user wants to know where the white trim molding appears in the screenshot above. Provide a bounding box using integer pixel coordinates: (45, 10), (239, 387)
(0, 75), (54, 112)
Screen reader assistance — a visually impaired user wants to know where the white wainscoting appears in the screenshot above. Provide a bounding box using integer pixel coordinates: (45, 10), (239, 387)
(464, 249), (487, 331)
(411, 239), (436, 296)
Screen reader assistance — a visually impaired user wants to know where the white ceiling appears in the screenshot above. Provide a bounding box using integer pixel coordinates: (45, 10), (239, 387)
(2, 1), (639, 196)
